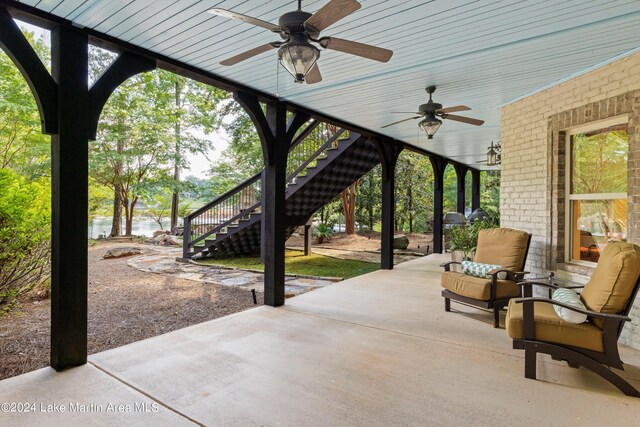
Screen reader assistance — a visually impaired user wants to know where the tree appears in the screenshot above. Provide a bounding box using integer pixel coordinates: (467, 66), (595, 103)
(90, 61), (176, 236)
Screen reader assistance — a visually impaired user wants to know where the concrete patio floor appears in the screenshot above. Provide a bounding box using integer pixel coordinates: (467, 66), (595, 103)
(2, 254), (639, 426)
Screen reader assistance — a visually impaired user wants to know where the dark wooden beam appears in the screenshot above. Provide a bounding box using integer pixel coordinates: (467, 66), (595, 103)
(471, 169), (481, 211)
(454, 164), (468, 215)
(0, 6), (57, 134)
(50, 25), (89, 370)
(375, 140), (403, 270)
(234, 92), (308, 306)
(87, 52), (156, 140)
(430, 157), (448, 254)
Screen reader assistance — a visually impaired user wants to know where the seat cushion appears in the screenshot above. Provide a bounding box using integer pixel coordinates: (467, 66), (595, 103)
(441, 271), (518, 301)
(581, 242), (640, 328)
(474, 228), (530, 272)
(505, 299), (604, 352)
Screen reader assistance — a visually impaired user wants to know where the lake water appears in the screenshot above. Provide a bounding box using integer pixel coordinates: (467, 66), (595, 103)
(89, 217), (174, 238)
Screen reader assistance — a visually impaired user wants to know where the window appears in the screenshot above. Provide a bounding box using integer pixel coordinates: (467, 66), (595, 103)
(566, 117), (628, 264)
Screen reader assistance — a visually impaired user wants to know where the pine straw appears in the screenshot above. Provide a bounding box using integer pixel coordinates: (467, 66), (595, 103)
(0, 242), (259, 380)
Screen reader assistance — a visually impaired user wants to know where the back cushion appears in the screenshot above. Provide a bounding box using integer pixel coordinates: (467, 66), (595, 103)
(474, 228), (530, 272)
(581, 242), (640, 323)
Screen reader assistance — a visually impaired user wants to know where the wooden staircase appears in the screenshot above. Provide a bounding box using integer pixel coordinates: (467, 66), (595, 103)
(182, 122), (379, 259)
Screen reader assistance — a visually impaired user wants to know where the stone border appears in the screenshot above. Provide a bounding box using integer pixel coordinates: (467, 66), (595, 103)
(187, 259), (344, 282)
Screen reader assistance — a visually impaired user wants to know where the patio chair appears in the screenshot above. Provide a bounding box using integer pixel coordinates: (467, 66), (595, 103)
(440, 228), (532, 327)
(506, 242), (640, 397)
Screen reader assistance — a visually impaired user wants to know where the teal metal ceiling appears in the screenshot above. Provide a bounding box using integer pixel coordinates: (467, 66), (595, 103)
(18, 0), (640, 168)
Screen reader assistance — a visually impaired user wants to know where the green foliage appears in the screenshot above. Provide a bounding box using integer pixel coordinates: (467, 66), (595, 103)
(447, 219), (496, 260)
(394, 151), (435, 232)
(313, 223), (333, 241)
(572, 129), (627, 194)
(0, 169), (51, 310)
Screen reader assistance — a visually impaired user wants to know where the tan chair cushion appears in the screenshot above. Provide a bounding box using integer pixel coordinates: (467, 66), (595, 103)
(505, 299), (604, 352)
(581, 242), (640, 328)
(474, 228), (530, 272)
(441, 271), (518, 301)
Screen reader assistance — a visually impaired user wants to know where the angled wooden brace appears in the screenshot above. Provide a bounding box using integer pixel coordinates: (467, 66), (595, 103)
(87, 52), (156, 140)
(0, 6), (58, 134)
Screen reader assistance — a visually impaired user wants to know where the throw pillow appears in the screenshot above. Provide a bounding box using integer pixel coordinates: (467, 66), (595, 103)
(461, 261), (502, 279)
(552, 288), (588, 324)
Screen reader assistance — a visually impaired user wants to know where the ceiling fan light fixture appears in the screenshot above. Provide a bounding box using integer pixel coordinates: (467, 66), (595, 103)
(419, 116), (442, 139)
(278, 36), (320, 83)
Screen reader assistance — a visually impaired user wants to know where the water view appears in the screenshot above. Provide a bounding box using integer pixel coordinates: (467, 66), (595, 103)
(89, 217), (174, 238)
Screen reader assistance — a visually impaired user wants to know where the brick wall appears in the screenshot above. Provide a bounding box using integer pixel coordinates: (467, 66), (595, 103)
(500, 51), (640, 349)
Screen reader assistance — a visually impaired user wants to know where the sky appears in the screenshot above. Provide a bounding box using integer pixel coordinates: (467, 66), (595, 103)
(14, 19), (229, 178)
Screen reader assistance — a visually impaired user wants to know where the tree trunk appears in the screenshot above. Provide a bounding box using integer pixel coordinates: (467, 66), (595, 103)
(125, 197), (137, 236)
(170, 81), (182, 230)
(408, 185), (413, 233)
(109, 137), (125, 237)
(340, 179), (360, 235)
(109, 185), (122, 237)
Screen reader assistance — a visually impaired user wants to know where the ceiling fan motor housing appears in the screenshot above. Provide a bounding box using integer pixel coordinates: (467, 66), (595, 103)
(418, 102), (443, 113)
(278, 10), (316, 38)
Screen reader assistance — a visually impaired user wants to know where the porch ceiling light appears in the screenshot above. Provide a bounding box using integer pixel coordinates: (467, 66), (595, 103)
(278, 34), (320, 84)
(486, 141), (501, 166)
(418, 114), (442, 139)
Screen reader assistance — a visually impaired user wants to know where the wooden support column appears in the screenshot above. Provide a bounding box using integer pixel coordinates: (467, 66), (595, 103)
(454, 164), (468, 215)
(430, 157), (448, 254)
(50, 26), (90, 370)
(234, 92), (309, 306)
(471, 169), (481, 211)
(375, 140), (403, 270)
(1, 6), (159, 369)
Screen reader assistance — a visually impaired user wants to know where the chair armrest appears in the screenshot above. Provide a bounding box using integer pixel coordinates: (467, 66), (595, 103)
(513, 297), (631, 322)
(517, 280), (584, 290)
(440, 261), (461, 272)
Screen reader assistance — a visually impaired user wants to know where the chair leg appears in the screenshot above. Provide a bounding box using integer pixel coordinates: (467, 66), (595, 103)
(525, 346), (537, 380)
(493, 305), (500, 328)
(444, 297), (450, 312)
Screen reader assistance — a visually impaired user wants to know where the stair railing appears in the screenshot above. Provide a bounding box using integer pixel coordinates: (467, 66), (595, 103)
(183, 172), (262, 257)
(183, 120), (350, 258)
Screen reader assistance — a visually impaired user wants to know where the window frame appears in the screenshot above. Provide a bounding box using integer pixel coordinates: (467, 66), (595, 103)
(564, 115), (629, 266)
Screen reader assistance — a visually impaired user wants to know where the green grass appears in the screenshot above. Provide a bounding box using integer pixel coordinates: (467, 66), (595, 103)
(200, 250), (379, 279)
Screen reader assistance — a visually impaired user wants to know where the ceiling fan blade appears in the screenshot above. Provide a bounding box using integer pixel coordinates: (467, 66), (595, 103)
(305, 63), (322, 84)
(208, 8), (279, 31)
(437, 105), (471, 114)
(443, 114), (484, 126)
(381, 116), (421, 129)
(390, 111), (424, 115)
(320, 37), (393, 62)
(304, 0), (361, 33)
(220, 43), (276, 66)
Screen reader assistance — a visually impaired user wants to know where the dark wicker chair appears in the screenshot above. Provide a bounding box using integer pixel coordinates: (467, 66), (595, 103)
(506, 242), (640, 397)
(441, 228), (532, 327)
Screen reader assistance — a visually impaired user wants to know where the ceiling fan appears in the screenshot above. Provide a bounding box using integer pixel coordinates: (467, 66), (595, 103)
(208, 0), (393, 84)
(381, 86), (484, 139)
(476, 141), (501, 166)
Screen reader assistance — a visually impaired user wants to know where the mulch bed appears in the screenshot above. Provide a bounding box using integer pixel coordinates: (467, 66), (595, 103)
(287, 231), (433, 254)
(0, 242), (259, 380)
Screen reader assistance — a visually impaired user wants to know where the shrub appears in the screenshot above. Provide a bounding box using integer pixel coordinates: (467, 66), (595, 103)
(0, 169), (51, 313)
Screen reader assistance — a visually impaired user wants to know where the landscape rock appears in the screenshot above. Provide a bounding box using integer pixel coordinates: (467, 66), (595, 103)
(393, 234), (409, 250)
(103, 247), (144, 259)
(164, 235), (182, 246)
(153, 230), (171, 238)
(153, 234), (182, 246)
